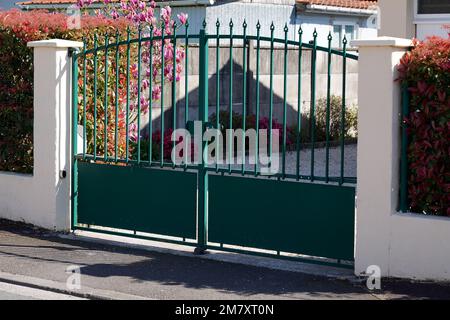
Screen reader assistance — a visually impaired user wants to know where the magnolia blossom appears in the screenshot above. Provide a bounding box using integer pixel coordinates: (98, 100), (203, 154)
(177, 13), (188, 26)
(77, 0), (189, 144)
(76, 0), (93, 8)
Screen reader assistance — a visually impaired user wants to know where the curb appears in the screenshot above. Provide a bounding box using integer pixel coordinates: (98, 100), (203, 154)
(0, 271), (151, 300)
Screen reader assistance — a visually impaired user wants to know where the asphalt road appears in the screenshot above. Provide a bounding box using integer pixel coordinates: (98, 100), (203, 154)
(0, 219), (449, 300)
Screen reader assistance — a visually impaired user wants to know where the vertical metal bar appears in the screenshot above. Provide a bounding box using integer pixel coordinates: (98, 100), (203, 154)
(149, 26), (154, 165)
(104, 33), (109, 161)
(114, 30), (120, 162)
(400, 84), (410, 212)
(255, 21), (261, 177)
(126, 27), (131, 163)
(269, 23), (275, 165)
(82, 39), (87, 160)
(310, 29), (317, 181)
(71, 50), (79, 230)
(93, 34), (98, 161)
(160, 24), (165, 167)
(340, 36), (347, 185)
(215, 19), (220, 173)
(228, 19), (234, 174)
(197, 26), (209, 253)
(241, 20), (248, 175)
(137, 27), (142, 164)
(282, 24), (288, 179)
(172, 23), (177, 167)
(184, 21), (189, 168)
(325, 32), (332, 183)
(296, 27), (303, 181)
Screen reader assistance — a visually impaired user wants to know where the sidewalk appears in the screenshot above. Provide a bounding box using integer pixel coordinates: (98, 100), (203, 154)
(0, 219), (449, 300)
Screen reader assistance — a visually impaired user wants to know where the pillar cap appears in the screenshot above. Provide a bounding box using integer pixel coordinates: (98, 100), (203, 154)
(27, 39), (83, 49)
(351, 37), (414, 48)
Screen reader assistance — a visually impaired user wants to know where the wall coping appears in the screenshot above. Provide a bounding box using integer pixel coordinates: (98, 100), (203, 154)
(27, 39), (83, 49)
(351, 36), (414, 48)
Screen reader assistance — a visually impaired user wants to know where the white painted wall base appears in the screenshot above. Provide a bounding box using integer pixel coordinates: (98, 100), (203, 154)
(0, 39), (82, 231)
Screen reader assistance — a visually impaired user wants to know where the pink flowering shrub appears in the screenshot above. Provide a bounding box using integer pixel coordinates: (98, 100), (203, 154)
(75, 0), (188, 160)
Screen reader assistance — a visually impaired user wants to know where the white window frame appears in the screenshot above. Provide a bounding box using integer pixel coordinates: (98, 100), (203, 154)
(414, 0), (450, 24)
(331, 21), (358, 48)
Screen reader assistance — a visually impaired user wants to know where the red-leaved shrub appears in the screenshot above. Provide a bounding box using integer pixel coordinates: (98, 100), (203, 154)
(0, 9), (129, 173)
(398, 36), (450, 216)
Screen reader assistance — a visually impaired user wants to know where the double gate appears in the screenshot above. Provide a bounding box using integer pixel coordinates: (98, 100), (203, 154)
(71, 20), (357, 268)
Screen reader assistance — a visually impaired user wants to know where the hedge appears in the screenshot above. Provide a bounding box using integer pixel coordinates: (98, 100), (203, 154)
(398, 36), (450, 216)
(0, 9), (130, 174)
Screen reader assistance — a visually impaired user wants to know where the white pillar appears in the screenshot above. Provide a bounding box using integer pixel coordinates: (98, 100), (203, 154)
(27, 39), (83, 231)
(351, 37), (413, 277)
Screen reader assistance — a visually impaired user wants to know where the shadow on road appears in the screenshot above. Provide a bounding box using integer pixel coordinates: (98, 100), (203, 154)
(0, 219), (449, 300)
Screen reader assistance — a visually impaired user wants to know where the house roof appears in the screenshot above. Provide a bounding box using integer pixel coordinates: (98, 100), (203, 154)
(296, 0), (377, 10)
(16, 0), (378, 10)
(16, 0), (213, 6)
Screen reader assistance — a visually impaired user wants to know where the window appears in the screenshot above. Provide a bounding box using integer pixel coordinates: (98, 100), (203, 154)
(417, 0), (450, 15)
(332, 24), (355, 48)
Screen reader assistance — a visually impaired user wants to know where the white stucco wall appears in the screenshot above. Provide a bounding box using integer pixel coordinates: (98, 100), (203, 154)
(0, 39), (82, 231)
(353, 37), (450, 282)
(0, 0), (18, 9)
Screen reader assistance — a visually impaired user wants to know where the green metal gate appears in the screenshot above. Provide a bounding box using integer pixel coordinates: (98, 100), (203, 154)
(71, 20), (358, 268)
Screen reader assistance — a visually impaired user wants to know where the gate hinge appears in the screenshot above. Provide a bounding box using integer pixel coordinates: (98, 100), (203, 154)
(68, 47), (79, 57)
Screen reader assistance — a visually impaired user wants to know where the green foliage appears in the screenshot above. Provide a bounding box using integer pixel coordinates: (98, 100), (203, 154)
(398, 36), (450, 216)
(313, 95), (358, 142)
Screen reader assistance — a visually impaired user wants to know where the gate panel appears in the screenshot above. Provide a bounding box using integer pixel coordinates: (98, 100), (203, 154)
(77, 162), (197, 239)
(208, 175), (355, 261)
(71, 19), (359, 267)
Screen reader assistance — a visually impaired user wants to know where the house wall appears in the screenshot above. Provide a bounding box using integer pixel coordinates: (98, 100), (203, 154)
(297, 13), (378, 47)
(379, 0), (450, 40)
(150, 1), (296, 41)
(0, 0), (18, 9)
(154, 1), (378, 45)
(206, 1), (297, 40)
(378, 0), (415, 38)
(140, 43), (358, 132)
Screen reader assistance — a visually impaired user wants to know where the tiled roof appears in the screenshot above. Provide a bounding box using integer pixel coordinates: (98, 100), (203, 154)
(296, 0), (377, 10)
(16, 0), (165, 5)
(16, 0), (378, 9)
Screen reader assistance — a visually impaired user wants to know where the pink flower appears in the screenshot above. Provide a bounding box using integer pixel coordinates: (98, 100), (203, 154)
(142, 79), (150, 90)
(152, 86), (161, 100)
(161, 6), (171, 24)
(177, 13), (188, 25)
(76, 0), (93, 8)
(129, 123), (138, 142)
(111, 9), (119, 19)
